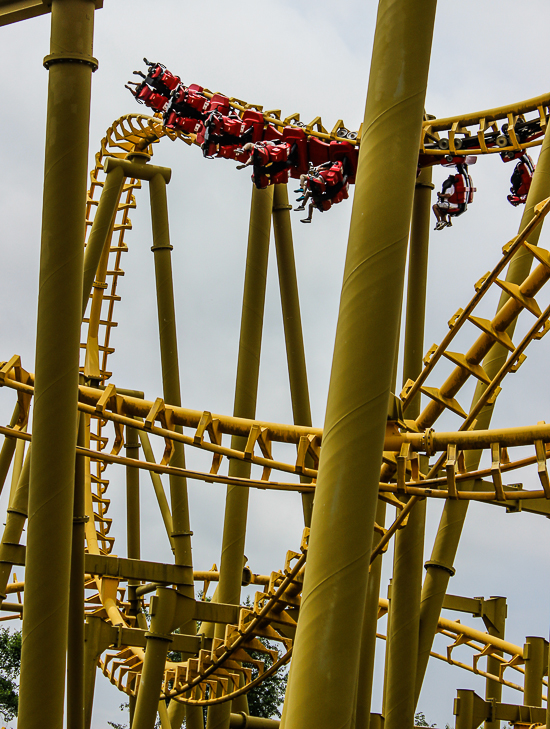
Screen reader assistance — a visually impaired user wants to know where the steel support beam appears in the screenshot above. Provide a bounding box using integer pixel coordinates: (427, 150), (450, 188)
(354, 500), (387, 729)
(280, 1), (437, 726)
(484, 597), (507, 729)
(523, 636), (547, 707)
(150, 169), (194, 578)
(67, 414), (87, 729)
(18, 3), (96, 726)
(207, 184), (274, 729)
(384, 167), (433, 729)
(272, 183), (314, 526)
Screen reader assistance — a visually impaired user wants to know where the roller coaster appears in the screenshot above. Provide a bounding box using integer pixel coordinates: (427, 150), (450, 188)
(2, 2), (550, 729)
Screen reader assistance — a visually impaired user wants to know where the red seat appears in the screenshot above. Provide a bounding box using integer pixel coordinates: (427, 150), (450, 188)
(186, 90), (210, 114)
(329, 141), (359, 183)
(165, 113), (203, 135)
(138, 87), (169, 112)
(263, 124), (283, 142)
(308, 137), (331, 167)
(271, 169), (290, 185)
(282, 126), (308, 177)
(268, 143), (290, 163)
(158, 69), (180, 91)
(217, 145), (239, 160)
(242, 110), (265, 143)
(223, 116), (245, 137)
(209, 93), (230, 114)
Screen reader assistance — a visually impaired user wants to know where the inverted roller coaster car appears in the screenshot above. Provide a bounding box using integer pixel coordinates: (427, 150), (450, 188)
(126, 59), (181, 112)
(251, 141), (293, 188)
(166, 85), (210, 121)
(310, 161), (349, 211)
(502, 150), (535, 206)
(282, 127), (309, 177)
(202, 111), (250, 159)
(329, 140), (359, 183)
(241, 110), (265, 143)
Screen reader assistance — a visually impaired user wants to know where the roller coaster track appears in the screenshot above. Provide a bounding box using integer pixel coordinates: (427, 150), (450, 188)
(3, 88), (550, 711)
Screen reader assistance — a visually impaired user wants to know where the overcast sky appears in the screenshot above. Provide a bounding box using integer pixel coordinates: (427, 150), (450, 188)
(1, 1), (550, 727)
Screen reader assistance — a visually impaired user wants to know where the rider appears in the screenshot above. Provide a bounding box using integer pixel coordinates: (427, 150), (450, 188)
(501, 151), (535, 206)
(297, 160), (349, 224)
(433, 156), (476, 231)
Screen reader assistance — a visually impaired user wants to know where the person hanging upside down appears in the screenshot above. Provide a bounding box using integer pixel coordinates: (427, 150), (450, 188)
(433, 156), (476, 231)
(294, 161), (349, 223)
(501, 151), (535, 206)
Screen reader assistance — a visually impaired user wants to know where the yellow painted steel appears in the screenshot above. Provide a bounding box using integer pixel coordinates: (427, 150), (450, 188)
(355, 500), (387, 729)
(207, 184), (273, 729)
(0, 403), (21, 496)
(149, 169), (194, 577)
(18, 2), (96, 727)
(272, 183), (314, 526)
(280, 1), (437, 727)
(6, 2), (550, 727)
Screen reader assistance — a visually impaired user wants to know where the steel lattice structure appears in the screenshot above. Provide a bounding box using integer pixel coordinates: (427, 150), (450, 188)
(2, 2), (550, 729)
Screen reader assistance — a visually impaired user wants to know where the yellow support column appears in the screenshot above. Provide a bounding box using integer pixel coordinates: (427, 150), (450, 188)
(18, 2), (97, 726)
(272, 184), (314, 526)
(383, 168), (432, 729)
(150, 170), (194, 578)
(354, 500), (387, 729)
(280, 1), (437, 726)
(207, 184), (274, 729)
(66, 414), (87, 729)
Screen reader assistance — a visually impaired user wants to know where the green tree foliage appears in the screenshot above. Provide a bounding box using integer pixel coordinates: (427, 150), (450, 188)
(246, 638), (288, 719)
(241, 596), (288, 719)
(0, 628), (21, 722)
(415, 711), (433, 726)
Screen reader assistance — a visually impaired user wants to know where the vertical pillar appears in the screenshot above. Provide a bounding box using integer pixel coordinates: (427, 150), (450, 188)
(415, 127), (550, 704)
(67, 414), (87, 729)
(280, 1), (437, 726)
(18, 2), (96, 727)
(383, 167), (432, 729)
(207, 184), (274, 729)
(523, 636), (547, 707)
(149, 170), (200, 727)
(126, 424), (140, 723)
(354, 500), (387, 729)
(272, 183), (314, 525)
(126, 425), (141, 566)
(484, 597), (507, 729)
(131, 588), (179, 729)
(149, 171), (194, 582)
